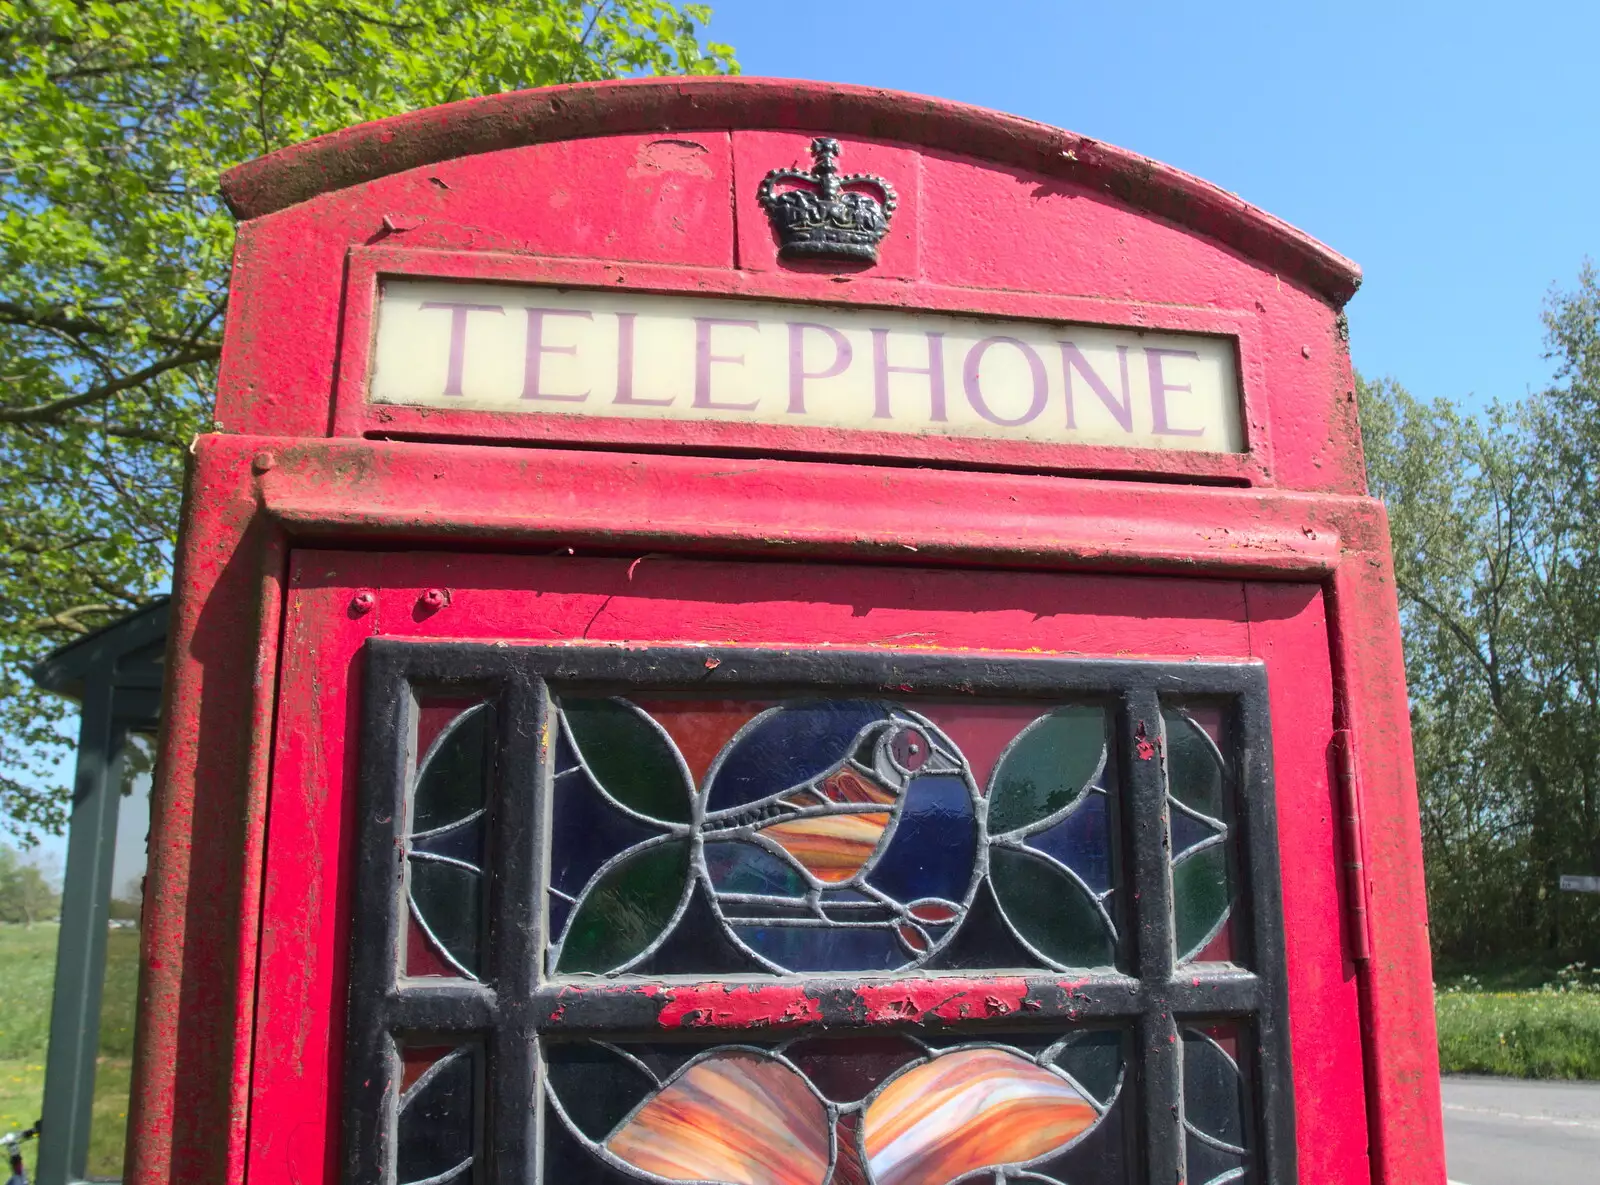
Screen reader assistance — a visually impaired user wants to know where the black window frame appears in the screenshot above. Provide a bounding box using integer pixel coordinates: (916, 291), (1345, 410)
(346, 640), (1296, 1185)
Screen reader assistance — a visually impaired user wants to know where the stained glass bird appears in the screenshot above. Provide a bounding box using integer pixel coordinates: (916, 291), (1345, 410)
(703, 713), (963, 887)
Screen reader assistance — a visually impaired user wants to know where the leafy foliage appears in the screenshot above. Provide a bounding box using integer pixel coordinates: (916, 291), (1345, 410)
(0, 0), (735, 837)
(0, 845), (58, 925)
(1363, 263), (1600, 963)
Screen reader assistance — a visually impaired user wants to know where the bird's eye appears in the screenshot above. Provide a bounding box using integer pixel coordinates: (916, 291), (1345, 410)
(882, 724), (930, 775)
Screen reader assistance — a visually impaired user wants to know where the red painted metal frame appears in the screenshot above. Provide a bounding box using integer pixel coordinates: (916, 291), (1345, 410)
(220, 78), (1360, 307)
(128, 76), (1443, 1185)
(135, 436), (1442, 1184)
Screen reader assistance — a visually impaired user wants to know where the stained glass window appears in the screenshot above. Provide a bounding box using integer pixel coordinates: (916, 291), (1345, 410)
(345, 644), (1293, 1185)
(548, 698), (1117, 977)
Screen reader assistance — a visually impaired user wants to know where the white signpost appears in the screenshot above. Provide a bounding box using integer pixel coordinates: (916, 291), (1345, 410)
(1559, 874), (1600, 893)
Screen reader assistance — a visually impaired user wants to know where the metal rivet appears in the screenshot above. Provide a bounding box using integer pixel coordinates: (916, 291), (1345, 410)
(350, 591), (376, 615)
(252, 451), (276, 473)
(1301, 345), (1312, 358)
(419, 588), (450, 611)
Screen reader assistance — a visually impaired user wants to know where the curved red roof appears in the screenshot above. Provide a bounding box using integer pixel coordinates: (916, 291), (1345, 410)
(220, 76), (1360, 305)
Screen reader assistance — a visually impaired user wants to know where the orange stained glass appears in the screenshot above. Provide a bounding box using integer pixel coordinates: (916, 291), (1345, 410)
(605, 1050), (830, 1185)
(863, 1048), (1098, 1185)
(760, 812), (892, 882)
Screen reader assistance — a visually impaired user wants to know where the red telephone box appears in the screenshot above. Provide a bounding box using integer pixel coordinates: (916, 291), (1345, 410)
(130, 78), (1445, 1185)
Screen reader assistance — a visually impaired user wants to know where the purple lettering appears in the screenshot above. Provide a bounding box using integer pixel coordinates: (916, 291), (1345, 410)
(963, 336), (1048, 427)
(612, 312), (672, 406)
(1059, 342), (1133, 432)
(522, 308), (592, 402)
(787, 322), (853, 415)
(694, 318), (761, 410)
(420, 301), (504, 397)
(871, 329), (947, 422)
(1146, 348), (1204, 436)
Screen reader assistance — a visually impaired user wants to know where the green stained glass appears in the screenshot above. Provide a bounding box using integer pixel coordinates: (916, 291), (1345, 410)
(1163, 710), (1224, 820)
(987, 707), (1107, 834)
(410, 860), (482, 976)
(414, 702), (491, 833)
(1173, 842), (1231, 960)
(561, 699), (692, 824)
(1052, 1029), (1124, 1107)
(989, 845), (1114, 968)
(556, 839), (691, 973)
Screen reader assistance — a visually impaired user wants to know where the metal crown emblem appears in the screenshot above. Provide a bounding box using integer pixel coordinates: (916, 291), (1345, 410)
(757, 137), (898, 264)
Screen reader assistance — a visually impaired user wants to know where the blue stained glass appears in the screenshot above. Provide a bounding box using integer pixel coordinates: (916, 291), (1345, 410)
(704, 700), (886, 812)
(548, 892), (572, 937)
(865, 773), (978, 905)
(549, 754), (666, 899)
(630, 882), (764, 975)
(734, 922), (908, 972)
(1025, 791), (1113, 893)
(412, 817), (483, 867)
(818, 897), (896, 924)
(704, 840), (808, 898)
(718, 899), (815, 920)
(824, 887), (874, 903)
(1170, 802), (1219, 857)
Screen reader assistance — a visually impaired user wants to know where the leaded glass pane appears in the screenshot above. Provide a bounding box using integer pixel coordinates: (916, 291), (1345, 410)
(404, 697), (492, 979)
(1182, 1022), (1252, 1184)
(542, 1030), (1131, 1185)
(1163, 703), (1240, 964)
(348, 643), (1291, 1185)
(395, 1042), (477, 1185)
(545, 695), (1120, 977)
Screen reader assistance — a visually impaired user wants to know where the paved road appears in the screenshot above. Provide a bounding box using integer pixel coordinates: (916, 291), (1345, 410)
(1444, 1075), (1600, 1185)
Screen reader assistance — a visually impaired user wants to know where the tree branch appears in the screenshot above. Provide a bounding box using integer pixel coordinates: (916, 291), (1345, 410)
(0, 344), (219, 423)
(29, 604), (115, 635)
(567, 0), (613, 81)
(0, 300), (109, 338)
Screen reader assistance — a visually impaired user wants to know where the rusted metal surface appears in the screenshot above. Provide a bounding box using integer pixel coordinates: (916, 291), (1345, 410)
(132, 76), (1442, 1185)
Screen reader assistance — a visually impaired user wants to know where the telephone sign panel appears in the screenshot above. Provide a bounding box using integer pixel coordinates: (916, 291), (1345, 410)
(129, 79), (1445, 1185)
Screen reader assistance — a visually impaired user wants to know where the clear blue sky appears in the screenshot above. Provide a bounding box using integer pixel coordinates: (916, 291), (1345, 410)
(21, 3), (1597, 860)
(705, 0), (1598, 408)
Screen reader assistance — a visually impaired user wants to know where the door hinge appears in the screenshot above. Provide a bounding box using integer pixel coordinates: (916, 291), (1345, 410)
(1333, 729), (1372, 962)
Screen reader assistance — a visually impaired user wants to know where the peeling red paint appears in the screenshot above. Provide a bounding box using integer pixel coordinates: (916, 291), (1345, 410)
(852, 979), (1033, 1024)
(1136, 721), (1157, 761)
(655, 984), (823, 1030)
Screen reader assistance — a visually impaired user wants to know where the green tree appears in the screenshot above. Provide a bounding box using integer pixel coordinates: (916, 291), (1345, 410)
(0, 0), (736, 837)
(1362, 263), (1600, 963)
(0, 844), (60, 925)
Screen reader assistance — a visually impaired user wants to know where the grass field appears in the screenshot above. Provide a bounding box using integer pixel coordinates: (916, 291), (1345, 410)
(1436, 963), (1600, 1079)
(1, 918), (1599, 1181)
(0, 923), (139, 1180)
